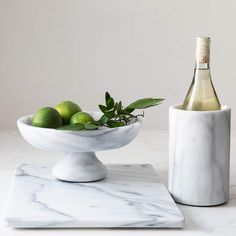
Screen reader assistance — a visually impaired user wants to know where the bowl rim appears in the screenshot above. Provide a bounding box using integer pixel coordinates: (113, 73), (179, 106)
(17, 111), (142, 134)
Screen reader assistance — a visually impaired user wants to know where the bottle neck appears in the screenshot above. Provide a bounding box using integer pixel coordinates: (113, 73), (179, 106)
(195, 62), (210, 70)
(193, 62), (211, 84)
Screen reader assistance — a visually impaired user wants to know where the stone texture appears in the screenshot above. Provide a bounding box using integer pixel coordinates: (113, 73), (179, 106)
(169, 106), (231, 206)
(4, 164), (184, 228)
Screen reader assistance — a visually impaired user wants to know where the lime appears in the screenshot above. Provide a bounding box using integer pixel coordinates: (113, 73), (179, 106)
(32, 107), (62, 128)
(57, 123), (84, 131)
(55, 101), (82, 124)
(70, 112), (94, 125)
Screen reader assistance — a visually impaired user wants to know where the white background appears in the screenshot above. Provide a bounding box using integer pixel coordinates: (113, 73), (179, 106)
(1, 0), (235, 130)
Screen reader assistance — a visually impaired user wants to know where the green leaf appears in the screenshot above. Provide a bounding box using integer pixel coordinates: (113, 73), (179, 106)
(99, 104), (108, 113)
(116, 101), (123, 114)
(93, 120), (102, 126)
(99, 115), (109, 125)
(105, 110), (115, 119)
(124, 107), (135, 113)
(127, 98), (164, 109)
(118, 109), (134, 116)
(84, 123), (99, 130)
(57, 123), (84, 131)
(114, 102), (119, 111)
(107, 120), (125, 128)
(107, 97), (114, 109)
(118, 101), (122, 111)
(105, 92), (111, 106)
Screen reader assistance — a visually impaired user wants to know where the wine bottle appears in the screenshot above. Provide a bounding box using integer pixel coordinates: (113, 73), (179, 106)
(182, 37), (221, 111)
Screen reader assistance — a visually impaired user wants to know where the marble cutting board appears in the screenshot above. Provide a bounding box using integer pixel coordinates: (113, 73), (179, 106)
(4, 164), (184, 228)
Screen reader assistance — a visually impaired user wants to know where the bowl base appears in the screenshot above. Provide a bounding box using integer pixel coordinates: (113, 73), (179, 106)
(52, 152), (107, 182)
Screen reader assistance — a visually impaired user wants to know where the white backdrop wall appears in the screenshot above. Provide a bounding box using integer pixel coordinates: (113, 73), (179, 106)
(0, 0), (235, 130)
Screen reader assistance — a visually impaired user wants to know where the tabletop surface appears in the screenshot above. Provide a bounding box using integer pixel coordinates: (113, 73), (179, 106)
(0, 130), (236, 236)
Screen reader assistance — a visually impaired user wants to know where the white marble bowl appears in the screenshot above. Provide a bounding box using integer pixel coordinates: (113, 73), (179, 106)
(17, 111), (142, 182)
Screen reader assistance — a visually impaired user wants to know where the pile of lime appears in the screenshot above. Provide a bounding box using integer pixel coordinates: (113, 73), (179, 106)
(31, 92), (164, 130)
(32, 101), (94, 130)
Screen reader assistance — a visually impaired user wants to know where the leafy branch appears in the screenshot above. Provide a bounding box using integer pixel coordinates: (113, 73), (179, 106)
(58, 92), (164, 130)
(96, 92), (164, 129)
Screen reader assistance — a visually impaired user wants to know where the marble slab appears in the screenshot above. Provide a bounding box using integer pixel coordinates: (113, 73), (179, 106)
(4, 164), (184, 228)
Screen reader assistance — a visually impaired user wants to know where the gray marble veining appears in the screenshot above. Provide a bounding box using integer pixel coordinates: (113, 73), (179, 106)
(17, 112), (141, 152)
(4, 164), (184, 228)
(169, 105), (231, 206)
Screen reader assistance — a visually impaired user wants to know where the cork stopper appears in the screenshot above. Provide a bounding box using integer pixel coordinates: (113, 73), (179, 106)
(195, 37), (211, 64)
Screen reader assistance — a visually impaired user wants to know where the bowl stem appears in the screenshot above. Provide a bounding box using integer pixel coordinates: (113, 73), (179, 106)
(52, 152), (107, 182)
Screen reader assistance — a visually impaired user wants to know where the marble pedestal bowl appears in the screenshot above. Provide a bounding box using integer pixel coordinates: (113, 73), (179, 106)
(17, 112), (141, 182)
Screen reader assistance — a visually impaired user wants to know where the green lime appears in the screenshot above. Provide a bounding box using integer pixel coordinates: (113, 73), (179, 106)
(70, 112), (94, 125)
(55, 101), (82, 124)
(57, 123), (84, 131)
(32, 107), (62, 128)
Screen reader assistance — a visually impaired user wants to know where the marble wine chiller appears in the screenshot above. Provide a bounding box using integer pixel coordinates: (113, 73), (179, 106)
(168, 105), (231, 206)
